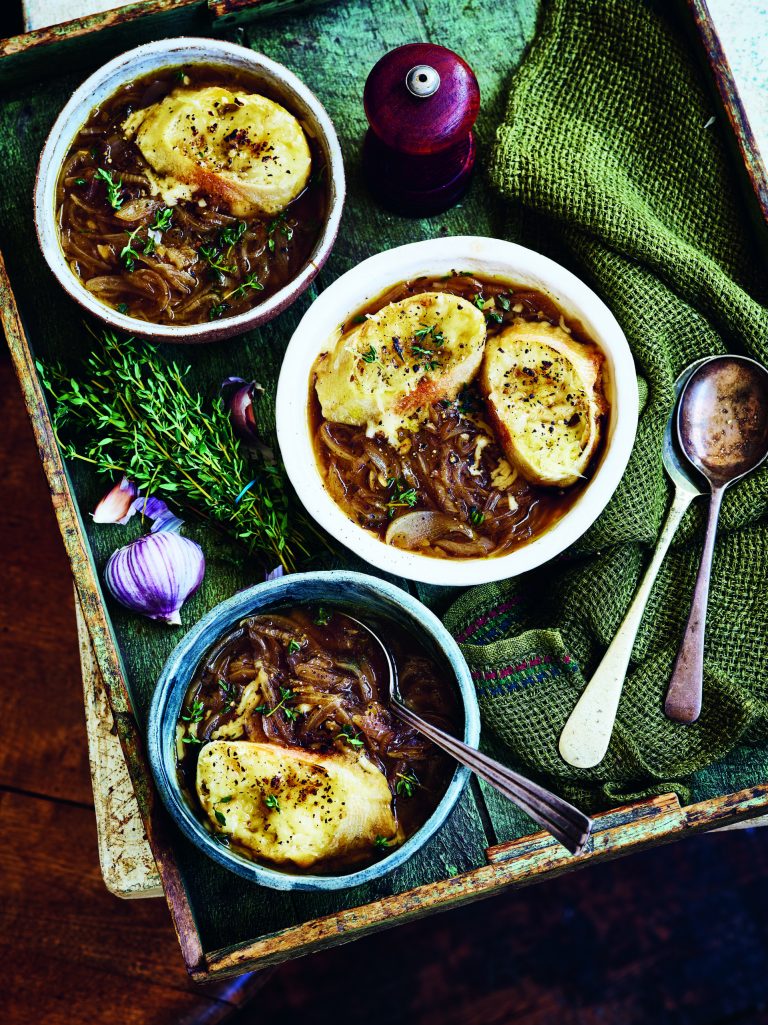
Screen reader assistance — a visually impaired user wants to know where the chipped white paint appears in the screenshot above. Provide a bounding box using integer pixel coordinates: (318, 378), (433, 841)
(23, 0), (133, 31)
(706, 0), (768, 165)
(77, 595), (162, 898)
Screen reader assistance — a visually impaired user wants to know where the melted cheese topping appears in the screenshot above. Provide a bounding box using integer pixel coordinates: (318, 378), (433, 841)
(481, 320), (605, 487)
(123, 86), (311, 217)
(196, 740), (397, 869)
(314, 292), (487, 445)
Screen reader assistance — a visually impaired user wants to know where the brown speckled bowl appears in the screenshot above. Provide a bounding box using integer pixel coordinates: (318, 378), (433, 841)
(34, 37), (345, 343)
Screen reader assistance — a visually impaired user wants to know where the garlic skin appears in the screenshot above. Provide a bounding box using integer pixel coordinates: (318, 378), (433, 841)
(221, 377), (271, 454)
(104, 532), (205, 625)
(92, 477), (138, 524)
(227, 379), (260, 442)
(92, 479), (183, 533)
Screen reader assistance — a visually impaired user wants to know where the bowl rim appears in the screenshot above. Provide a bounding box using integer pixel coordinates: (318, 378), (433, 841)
(146, 570), (479, 891)
(276, 235), (639, 586)
(33, 36), (346, 343)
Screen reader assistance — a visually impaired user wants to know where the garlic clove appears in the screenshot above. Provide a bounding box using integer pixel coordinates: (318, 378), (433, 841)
(92, 476), (138, 524)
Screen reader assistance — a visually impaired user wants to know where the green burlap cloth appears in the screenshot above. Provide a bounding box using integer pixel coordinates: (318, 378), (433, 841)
(444, 0), (768, 809)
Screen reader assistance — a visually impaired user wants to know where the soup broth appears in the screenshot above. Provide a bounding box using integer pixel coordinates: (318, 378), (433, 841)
(55, 65), (327, 325)
(176, 605), (460, 874)
(310, 273), (608, 560)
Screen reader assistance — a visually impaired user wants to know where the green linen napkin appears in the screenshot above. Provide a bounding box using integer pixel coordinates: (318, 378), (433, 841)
(444, 0), (768, 808)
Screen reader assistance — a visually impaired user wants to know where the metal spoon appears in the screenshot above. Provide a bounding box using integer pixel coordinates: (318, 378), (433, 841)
(558, 360), (707, 769)
(345, 616), (593, 855)
(664, 354), (768, 724)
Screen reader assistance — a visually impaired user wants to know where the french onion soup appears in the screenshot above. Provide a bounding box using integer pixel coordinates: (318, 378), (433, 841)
(311, 273), (609, 559)
(176, 605), (460, 873)
(55, 65), (327, 324)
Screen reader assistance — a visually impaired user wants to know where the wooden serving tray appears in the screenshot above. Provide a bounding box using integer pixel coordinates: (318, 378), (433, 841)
(3, 0), (768, 981)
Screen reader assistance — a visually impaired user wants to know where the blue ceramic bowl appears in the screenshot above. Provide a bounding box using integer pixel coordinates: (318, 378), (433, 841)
(147, 571), (480, 891)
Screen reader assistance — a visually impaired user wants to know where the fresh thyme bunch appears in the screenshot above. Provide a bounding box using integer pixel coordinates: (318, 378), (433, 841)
(37, 330), (326, 572)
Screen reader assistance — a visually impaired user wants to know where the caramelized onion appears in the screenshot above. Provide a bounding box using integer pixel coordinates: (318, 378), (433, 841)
(174, 607), (461, 872)
(55, 65), (327, 326)
(114, 198), (161, 222)
(311, 274), (603, 560)
(385, 510), (476, 550)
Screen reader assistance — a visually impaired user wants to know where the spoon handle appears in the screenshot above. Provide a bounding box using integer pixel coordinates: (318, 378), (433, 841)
(393, 701), (592, 855)
(558, 486), (694, 768)
(664, 484), (725, 724)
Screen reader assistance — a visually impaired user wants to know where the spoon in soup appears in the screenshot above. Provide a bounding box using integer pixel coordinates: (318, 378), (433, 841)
(345, 616), (593, 855)
(664, 354), (768, 724)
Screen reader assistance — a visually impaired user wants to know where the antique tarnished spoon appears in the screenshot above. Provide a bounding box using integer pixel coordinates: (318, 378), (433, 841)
(558, 360), (707, 769)
(345, 616), (593, 855)
(664, 354), (768, 724)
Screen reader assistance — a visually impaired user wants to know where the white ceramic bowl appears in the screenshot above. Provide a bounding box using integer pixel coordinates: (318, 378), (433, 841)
(34, 37), (345, 343)
(276, 236), (638, 586)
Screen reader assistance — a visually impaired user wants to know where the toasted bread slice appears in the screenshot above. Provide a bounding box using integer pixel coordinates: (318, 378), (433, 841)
(314, 291), (486, 444)
(123, 87), (311, 217)
(480, 320), (606, 487)
(196, 740), (396, 868)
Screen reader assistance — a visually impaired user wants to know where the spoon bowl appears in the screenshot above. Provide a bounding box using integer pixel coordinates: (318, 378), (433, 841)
(677, 355), (768, 485)
(665, 354), (768, 723)
(345, 615), (593, 855)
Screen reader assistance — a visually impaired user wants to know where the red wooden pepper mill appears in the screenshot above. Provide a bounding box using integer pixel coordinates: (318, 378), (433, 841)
(363, 43), (481, 217)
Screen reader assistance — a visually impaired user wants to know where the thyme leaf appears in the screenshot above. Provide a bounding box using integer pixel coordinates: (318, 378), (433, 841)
(96, 167), (124, 210)
(199, 244), (236, 275)
(225, 272), (264, 301)
(395, 770), (420, 797)
(120, 228), (142, 271)
(338, 725), (365, 749)
(386, 477), (418, 517)
(150, 207), (173, 232)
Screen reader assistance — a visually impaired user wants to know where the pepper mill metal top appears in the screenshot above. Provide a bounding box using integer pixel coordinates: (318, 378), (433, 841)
(363, 43), (480, 214)
(405, 64), (441, 98)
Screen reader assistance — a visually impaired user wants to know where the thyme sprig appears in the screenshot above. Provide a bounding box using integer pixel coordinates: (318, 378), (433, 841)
(182, 698), (205, 724)
(255, 686), (300, 720)
(267, 211), (293, 252)
(386, 476), (418, 517)
(338, 724), (365, 748)
(151, 207), (173, 232)
(219, 220), (247, 252)
(199, 243), (237, 276)
(36, 329), (328, 571)
(395, 770), (420, 797)
(225, 272), (264, 301)
(120, 228), (142, 271)
(95, 167), (124, 210)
